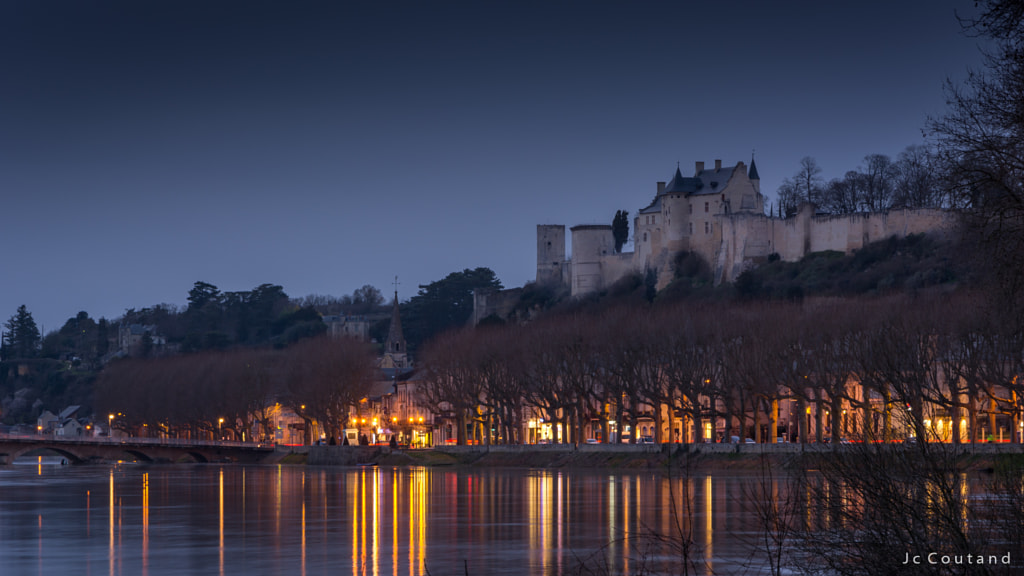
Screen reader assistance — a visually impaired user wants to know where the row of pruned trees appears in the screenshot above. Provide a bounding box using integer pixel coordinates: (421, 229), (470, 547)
(95, 335), (376, 442)
(420, 291), (1024, 447)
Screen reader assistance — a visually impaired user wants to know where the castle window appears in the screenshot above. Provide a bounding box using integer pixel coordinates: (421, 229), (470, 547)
(689, 204), (692, 214)
(643, 232), (647, 242)
(704, 202), (709, 213)
(705, 221), (709, 234)
(688, 222), (692, 234)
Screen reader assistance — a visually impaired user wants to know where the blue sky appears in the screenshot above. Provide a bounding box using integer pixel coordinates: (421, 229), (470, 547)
(1, 1), (985, 332)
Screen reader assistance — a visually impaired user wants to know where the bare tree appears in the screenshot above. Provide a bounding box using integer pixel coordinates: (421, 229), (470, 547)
(893, 144), (942, 208)
(419, 328), (482, 445)
(856, 153), (898, 212)
(930, 0), (1024, 322)
(519, 320), (587, 444)
(820, 171), (864, 214)
(777, 156), (825, 216)
(283, 335), (376, 443)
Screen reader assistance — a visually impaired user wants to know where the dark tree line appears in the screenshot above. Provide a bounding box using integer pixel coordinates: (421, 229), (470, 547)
(39, 311), (110, 367)
(293, 285), (386, 316)
(177, 281), (327, 351)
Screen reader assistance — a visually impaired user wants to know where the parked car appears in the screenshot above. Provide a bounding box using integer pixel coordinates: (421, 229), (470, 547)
(585, 438), (600, 444)
(744, 438), (756, 444)
(638, 436), (655, 444)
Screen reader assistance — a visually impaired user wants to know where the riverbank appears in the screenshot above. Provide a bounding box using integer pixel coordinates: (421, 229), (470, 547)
(296, 442), (1024, 473)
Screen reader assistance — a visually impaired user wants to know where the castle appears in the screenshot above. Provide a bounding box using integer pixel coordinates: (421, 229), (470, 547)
(538, 158), (955, 295)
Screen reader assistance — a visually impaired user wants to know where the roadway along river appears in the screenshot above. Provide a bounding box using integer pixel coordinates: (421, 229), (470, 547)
(0, 463), (777, 575)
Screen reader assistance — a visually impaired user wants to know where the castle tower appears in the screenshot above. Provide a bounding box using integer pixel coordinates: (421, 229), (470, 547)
(381, 290), (409, 369)
(570, 224), (615, 296)
(536, 225), (566, 285)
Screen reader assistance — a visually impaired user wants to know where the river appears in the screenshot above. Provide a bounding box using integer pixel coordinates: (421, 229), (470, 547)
(0, 462), (777, 575)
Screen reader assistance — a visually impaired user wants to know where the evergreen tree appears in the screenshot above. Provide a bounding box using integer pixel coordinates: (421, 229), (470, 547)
(612, 210), (630, 253)
(96, 318), (110, 358)
(2, 305), (41, 359)
(402, 267), (503, 352)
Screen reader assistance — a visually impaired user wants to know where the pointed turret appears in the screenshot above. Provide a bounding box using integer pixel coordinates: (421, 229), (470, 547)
(749, 154), (761, 196)
(662, 165), (703, 195)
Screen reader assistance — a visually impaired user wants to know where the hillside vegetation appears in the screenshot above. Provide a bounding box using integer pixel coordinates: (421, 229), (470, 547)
(535, 232), (976, 313)
(729, 233), (973, 302)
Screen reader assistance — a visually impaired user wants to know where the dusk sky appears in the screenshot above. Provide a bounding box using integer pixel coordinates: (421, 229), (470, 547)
(2, 1), (986, 333)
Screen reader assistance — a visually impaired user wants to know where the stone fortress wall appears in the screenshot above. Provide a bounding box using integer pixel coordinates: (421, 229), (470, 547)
(537, 158), (957, 296)
(715, 204), (956, 285)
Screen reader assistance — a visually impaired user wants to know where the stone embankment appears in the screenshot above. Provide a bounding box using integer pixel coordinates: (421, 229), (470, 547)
(297, 442), (1024, 470)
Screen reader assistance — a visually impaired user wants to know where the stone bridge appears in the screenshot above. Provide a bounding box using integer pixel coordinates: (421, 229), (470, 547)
(0, 434), (275, 465)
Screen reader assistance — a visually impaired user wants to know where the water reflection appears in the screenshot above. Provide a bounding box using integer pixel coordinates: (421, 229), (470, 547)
(0, 464), (792, 575)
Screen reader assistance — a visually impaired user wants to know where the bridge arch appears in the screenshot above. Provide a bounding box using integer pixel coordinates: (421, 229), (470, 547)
(5, 446), (85, 465)
(118, 449), (155, 463)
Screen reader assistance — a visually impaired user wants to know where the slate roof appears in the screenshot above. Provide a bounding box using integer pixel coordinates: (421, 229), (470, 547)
(380, 366), (414, 379)
(663, 166), (705, 195)
(638, 161), (747, 213)
(367, 379), (397, 399)
(689, 165), (736, 196)
(638, 195), (662, 215)
(748, 157), (760, 180)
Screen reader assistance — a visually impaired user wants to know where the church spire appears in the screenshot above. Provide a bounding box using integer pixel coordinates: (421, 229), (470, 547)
(385, 283), (405, 356)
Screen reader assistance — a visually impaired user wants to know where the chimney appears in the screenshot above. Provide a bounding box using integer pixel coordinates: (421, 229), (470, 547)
(657, 181), (666, 194)
(715, 159), (722, 171)
(695, 161), (704, 174)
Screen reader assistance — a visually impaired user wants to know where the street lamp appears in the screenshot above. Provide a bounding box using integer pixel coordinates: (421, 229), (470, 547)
(108, 414), (114, 436)
(218, 417), (224, 439)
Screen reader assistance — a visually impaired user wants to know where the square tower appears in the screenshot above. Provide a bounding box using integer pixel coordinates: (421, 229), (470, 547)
(536, 225), (566, 285)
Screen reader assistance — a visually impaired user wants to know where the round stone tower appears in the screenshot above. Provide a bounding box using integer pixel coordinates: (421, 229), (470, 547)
(570, 225), (614, 296)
